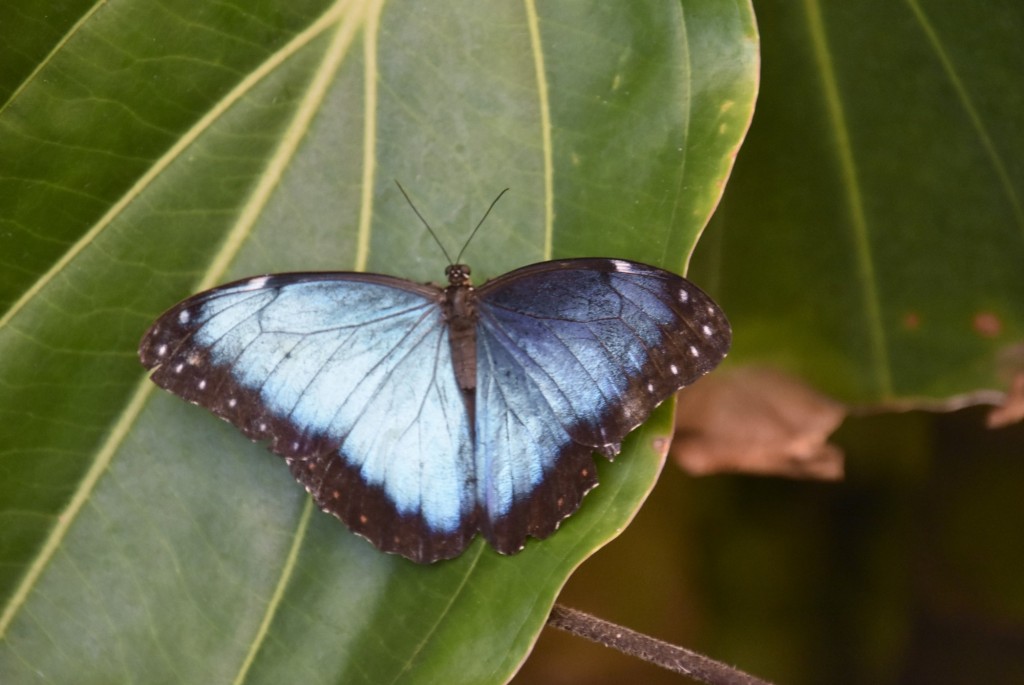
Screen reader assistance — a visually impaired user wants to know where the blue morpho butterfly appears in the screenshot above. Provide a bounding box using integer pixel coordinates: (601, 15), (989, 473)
(139, 186), (731, 563)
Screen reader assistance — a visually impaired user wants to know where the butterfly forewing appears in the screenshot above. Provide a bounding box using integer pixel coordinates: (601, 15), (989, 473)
(139, 273), (478, 563)
(473, 259), (731, 553)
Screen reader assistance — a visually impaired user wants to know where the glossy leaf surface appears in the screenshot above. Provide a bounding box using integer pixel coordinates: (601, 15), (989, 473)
(0, 1), (757, 682)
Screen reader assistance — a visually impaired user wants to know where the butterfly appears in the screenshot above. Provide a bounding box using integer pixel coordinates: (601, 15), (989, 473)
(139, 197), (730, 563)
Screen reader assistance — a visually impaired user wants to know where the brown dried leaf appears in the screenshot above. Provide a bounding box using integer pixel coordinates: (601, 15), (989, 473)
(986, 372), (1024, 428)
(672, 367), (846, 480)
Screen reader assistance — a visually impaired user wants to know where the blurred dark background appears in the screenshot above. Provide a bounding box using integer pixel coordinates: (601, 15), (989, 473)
(518, 406), (1024, 684)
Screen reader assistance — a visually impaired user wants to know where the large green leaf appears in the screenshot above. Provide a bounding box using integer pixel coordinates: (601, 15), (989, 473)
(694, 0), (1024, 404)
(0, 1), (757, 682)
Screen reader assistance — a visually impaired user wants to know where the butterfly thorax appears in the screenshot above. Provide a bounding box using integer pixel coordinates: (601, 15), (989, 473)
(443, 264), (477, 393)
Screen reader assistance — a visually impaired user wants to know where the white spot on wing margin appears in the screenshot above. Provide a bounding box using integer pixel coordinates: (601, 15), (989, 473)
(242, 276), (270, 291)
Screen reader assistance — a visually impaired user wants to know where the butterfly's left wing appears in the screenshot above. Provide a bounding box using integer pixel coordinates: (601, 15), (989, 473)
(139, 273), (477, 563)
(473, 258), (731, 554)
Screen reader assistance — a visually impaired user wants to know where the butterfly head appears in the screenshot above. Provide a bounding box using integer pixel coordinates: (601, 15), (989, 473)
(445, 264), (473, 287)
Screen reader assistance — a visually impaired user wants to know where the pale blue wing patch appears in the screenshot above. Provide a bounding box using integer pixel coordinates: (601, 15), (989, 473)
(140, 273), (476, 561)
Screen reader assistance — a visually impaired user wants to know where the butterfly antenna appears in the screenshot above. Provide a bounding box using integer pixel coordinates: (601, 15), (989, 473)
(454, 187), (509, 265)
(395, 180), (454, 265)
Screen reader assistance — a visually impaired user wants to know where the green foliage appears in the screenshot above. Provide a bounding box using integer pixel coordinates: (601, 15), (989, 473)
(0, 2), (757, 683)
(695, 0), (1024, 403)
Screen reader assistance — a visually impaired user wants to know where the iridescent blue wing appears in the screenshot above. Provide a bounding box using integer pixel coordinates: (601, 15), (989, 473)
(473, 258), (731, 554)
(139, 273), (476, 563)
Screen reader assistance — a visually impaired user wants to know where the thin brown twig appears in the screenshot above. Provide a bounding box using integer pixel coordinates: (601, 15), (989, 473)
(547, 604), (774, 685)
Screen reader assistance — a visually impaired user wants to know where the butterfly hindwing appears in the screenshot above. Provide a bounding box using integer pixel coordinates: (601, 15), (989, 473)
(139, 273), (478, 562)
(473, 259), (731, 553)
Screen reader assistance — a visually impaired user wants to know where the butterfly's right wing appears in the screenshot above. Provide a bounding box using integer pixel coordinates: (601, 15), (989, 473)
(139, 273), (476, 563)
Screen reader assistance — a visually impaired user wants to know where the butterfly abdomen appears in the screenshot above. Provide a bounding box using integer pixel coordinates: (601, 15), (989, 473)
(443, 282), (478, 393)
